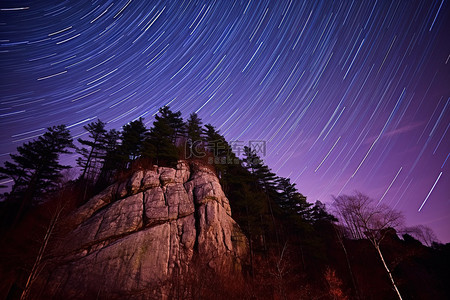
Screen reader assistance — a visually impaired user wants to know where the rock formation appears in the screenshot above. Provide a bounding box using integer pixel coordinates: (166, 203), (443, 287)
(38, 161), (248, 299)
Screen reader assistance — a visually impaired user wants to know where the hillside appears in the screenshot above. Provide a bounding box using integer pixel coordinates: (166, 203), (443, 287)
(1, 161), (449, 299)
(1, 107), (449, 299)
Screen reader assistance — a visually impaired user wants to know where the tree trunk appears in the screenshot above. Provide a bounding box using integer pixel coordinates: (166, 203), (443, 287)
(81, 144), (95, 180)
(245, 203), (254, 277)
(299, 244), (305, 271)
(12, 173), (38, 228)
(375, 245), (403, 300)
(265, 192), (279, 252)
(20, 205), (63, 300)
(334, 227), (360, 300)
(276, 242), (288, 300)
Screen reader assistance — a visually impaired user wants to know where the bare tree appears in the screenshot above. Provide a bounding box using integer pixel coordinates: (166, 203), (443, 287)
(403, 225), (438, 247)
(333, 192), (404, 300)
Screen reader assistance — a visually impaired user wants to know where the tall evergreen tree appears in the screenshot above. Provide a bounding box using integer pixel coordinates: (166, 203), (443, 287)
(157, 106), (185, 144)
(102, 129), (121, 162)
(203, 123), (239, 180)
(0, 125), (73, 223)
(221, 162), (269, 271)
(277, 177), (312, 219)
(120, 118), (147, 165)
(76, 119), (107, 181)
(143, 107), (180, 166)
(96, 129), (121, 187)
(310, 200), (337, 223)
(242, 146), (281, 248)
(186, 112), (203, 143)
(203, 124), (235, 159)
(243, 146), (278, 193)
(185, 113), (203, 159)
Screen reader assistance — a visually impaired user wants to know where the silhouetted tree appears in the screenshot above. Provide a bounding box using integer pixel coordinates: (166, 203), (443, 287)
(203, 124), (237, 178)
(403, 225), (438, 247)
(0, 125), (73, 224)
(96, 129), (121, 183)
(228, 179), (267, 273)
(242, 146), (281, 249)
(333, 192), (405, 300)
(277, 177), (312, 219)
(186, 112), (203, 143)
(76, 119), (107, 181)
(143, 107), (180, 166)
(310, 201), (337, 224)
(120, 118), (147, 165)
(243, 146), (278, 193)
(157, 106), (185, 144)
(203, 124), (232, 159)
(185, 113), (203, 159)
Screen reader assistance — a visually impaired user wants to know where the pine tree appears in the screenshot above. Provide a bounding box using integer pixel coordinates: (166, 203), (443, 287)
(186, 112), (203, 143)
(310, 200), (337, 223)
(277, 177), (312, 219)
(0, 125), (73, 223)
(157, 106), (185, 144)
(185, 113), (203, 159)
(222, 164), (267, 273)
(76, 119), (107, 181)
(242, 146), (281, 249)
(203, 124), (236, 162)
(143, 107), (180, 166)
(103, 129), (121, 156)
(243, 146), (278, 193)
(96, 129), (121, 187)
(120, 118), (147, 166)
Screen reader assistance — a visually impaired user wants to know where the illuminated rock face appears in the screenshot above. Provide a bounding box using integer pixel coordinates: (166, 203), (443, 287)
(42, 161), (248, 299)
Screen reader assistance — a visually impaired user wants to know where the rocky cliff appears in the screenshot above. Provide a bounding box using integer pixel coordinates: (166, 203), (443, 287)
(38, 161), (248, 299)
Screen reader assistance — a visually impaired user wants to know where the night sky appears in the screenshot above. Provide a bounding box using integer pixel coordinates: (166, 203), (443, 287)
(1, 1), (449, 242)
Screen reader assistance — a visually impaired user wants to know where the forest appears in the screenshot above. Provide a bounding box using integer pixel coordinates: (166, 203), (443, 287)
(1, 106), (449, 300)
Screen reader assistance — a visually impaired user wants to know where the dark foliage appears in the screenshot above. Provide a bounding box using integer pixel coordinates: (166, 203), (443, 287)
(119, 117), (148, 164)
(143, 106), (183, 167)
(1, 108), (448, 300)
(0, 125), (73, 226)
(76, 119), (108, 181)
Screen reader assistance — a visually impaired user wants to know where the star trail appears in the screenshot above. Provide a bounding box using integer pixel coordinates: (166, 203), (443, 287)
(1, 1), (449, 241)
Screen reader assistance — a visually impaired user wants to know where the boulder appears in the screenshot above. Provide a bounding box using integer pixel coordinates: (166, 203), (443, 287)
(39, 161), (248, 299)
(142, 169), (160, 190)
(66, 182), (119, 227)
(128, 170), (144, 194)
(159, 167), (176, 185)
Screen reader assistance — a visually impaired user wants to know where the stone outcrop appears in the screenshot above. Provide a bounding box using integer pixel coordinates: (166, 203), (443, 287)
(40, 161), (248, 299)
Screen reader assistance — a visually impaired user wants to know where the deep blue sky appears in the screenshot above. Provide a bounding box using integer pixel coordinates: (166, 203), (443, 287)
(1, 0), (449, 242)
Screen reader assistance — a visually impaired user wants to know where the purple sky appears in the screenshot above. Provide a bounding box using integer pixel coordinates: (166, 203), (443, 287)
(1, 1), (449, 242)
